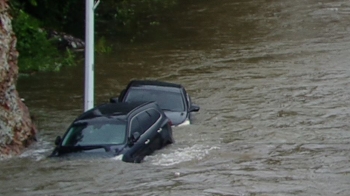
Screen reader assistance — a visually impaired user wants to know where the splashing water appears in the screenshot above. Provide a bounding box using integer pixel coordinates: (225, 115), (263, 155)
(150, 144), (220, 166)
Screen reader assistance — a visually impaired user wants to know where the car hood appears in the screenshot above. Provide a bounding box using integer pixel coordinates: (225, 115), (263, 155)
(164, 111), (188, 126)
(52, 144), (125, 157)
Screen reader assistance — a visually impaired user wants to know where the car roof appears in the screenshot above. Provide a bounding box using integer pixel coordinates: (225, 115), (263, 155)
(128, 80), (183, 89)
(127, 80), (184, 93)
(76, 102), (153, 121)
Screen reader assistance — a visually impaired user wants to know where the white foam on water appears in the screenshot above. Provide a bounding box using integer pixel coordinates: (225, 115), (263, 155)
(19, 149), (49, 161)
(150, 144), (220, 166)
(112, 154), (123, 161)
(19, 141), (52, 161)
(176, 119), (190, 127)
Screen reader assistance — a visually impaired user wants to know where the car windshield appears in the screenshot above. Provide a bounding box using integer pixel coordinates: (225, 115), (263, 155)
(125, 88), (185, 111)
(61, 120), (127, 146)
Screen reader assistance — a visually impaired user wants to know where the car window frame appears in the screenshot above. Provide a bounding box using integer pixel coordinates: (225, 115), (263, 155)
(128, 108), (162, 137)
(185, 92), (191, 109)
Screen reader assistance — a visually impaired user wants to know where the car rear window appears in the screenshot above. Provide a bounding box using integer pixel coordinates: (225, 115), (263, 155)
(125, 88), (185, 111)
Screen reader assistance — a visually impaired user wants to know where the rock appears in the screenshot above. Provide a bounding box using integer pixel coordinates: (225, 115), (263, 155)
(47, 30), (85, 51)
(0, 0), (37, 159)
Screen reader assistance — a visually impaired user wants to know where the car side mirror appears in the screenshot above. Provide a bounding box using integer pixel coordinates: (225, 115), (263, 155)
(54, 136), (62, 146)
(190, 104), (200, 112)
(110, 97), (119, 103)
(130, 132), (141, 143)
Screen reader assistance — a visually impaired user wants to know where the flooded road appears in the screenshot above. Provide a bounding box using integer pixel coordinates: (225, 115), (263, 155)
(2, 0), (350, 195)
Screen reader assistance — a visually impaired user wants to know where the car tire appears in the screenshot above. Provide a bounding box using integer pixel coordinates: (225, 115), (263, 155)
(163, 129), (174, 145)
(134, 155), (144, 163)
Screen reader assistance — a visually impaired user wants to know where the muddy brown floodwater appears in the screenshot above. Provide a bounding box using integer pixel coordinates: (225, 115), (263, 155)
(2, 0), (350, 195)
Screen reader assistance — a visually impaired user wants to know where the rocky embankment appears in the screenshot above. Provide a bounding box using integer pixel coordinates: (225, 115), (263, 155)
(0, 0), (37, 159)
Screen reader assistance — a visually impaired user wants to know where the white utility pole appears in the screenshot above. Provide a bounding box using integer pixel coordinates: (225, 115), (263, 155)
(84, 0), (100, 111)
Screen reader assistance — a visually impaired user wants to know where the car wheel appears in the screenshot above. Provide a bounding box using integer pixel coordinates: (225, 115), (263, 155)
(165, 129), (174, 144)
(134, 155), (144, 163)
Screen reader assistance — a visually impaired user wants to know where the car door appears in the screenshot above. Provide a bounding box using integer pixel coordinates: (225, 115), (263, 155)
(145, 109), (164, 150)
(139, 109), (164, 153)
(129, 111), (149, 160)
(129, 109), (161, 160)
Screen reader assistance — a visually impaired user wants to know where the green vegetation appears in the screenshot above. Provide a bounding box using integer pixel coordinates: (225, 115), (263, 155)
(11, 9), (76, 73)
(10, 0), (179, 73)
(96, 37), (113, 54)
(10, 1), (77, 73)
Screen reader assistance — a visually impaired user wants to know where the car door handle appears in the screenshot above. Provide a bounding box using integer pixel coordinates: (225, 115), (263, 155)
(145, 139), (150, 144)
(157, 128), (162, 133)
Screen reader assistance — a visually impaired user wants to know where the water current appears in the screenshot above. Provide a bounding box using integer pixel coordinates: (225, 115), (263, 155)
(2, 0), (350, 195)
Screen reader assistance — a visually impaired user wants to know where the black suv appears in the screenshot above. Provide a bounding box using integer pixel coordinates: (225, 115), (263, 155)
(112, 80), (200, 126)
(50, 101), (174, 163)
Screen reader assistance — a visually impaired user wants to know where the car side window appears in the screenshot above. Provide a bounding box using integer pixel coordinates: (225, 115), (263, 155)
(130, 109), (161, 136)
(130, 110), (152, 135)
(186, 93), (191, 106)
(139, 111), (153, 133)
(130, 117), (142, 135)
(147, 109), (161, 125)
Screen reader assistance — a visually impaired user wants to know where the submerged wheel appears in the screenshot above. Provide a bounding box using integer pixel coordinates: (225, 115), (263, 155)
(134, 155), (144, 163)
(164, 129), (174, 144)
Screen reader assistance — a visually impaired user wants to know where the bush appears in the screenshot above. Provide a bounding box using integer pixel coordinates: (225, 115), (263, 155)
(12, 9), (76, 73)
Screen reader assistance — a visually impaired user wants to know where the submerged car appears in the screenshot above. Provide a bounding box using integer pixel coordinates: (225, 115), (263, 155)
(50, 101), (174, 163)
(111, 80), (200, 126)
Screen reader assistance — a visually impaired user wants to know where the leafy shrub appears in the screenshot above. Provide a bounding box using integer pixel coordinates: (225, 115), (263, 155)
(12, 9), (76, 73)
